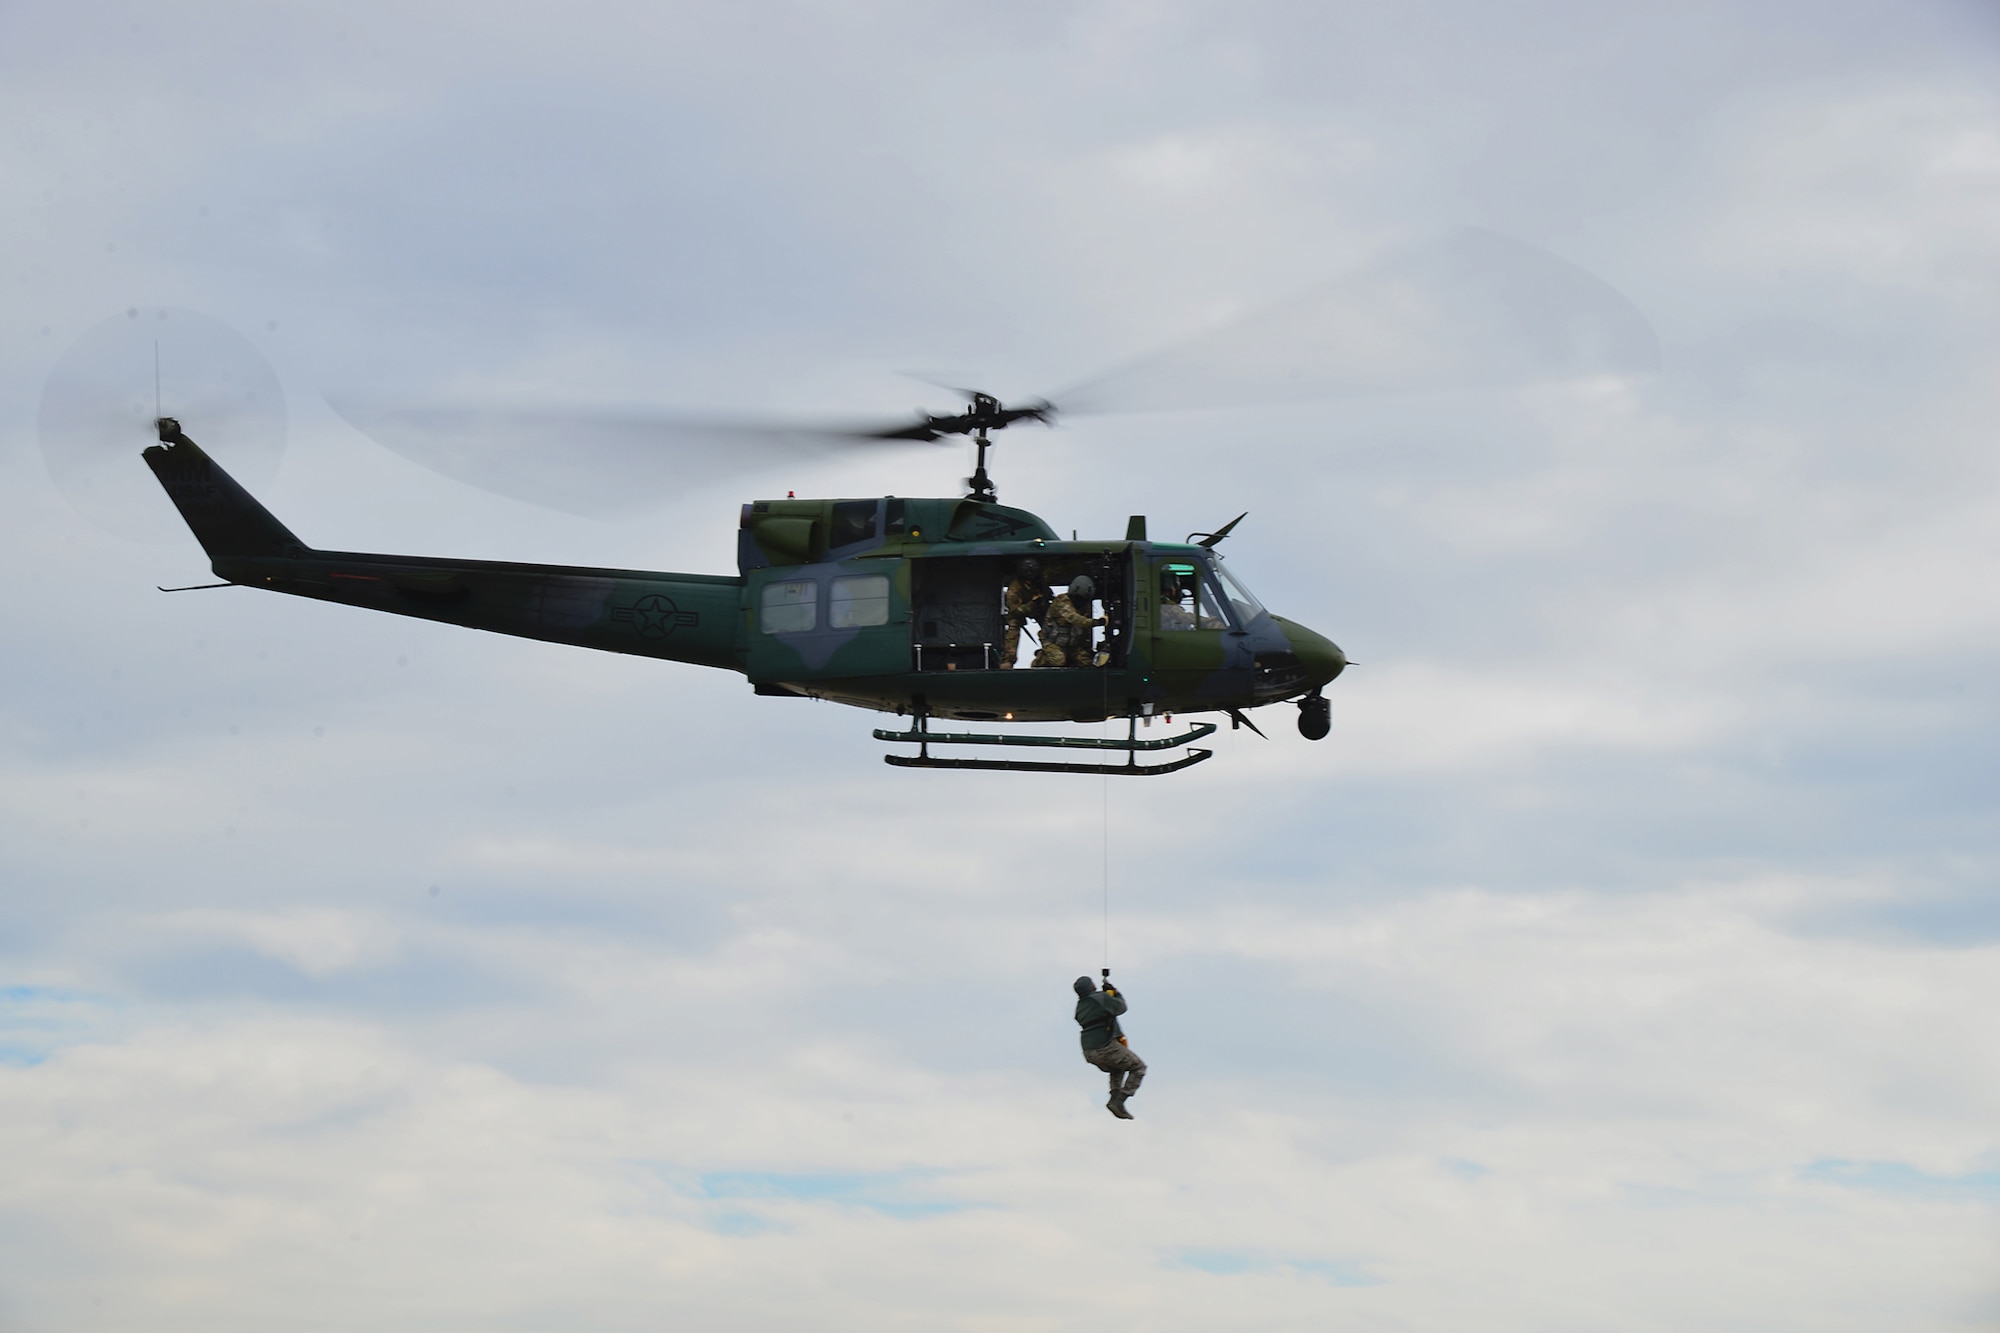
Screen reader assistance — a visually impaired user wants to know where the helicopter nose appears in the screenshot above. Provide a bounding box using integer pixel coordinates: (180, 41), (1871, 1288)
(1275, 617), (1347, 688)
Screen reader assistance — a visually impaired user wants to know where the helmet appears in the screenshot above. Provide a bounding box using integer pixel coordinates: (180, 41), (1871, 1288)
(1019, 558), (1041, 580)
(1073, 975), (1097, 995)
(1069, 575), (1095, 600)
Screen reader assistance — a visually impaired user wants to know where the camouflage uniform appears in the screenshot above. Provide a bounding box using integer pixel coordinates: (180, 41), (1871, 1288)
(1074, 978), (1146, 1113)
(1035, 592), (1102, 668)
(1084, 1040), (1147, 1097)
(1001, 578), (1047, 669)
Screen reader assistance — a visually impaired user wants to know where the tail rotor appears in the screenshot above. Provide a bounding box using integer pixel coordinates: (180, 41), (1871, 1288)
(38, 307), (286, 544)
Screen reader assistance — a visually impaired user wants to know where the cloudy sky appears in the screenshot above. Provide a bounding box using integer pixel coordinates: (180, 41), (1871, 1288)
(5, 1), (2000, 1328)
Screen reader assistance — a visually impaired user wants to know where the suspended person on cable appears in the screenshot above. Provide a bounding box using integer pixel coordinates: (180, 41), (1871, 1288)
(1073, 974), (1145, 1119)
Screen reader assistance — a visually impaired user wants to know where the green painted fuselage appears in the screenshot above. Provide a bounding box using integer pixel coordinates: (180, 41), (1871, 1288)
(145, 431), (1345, 725)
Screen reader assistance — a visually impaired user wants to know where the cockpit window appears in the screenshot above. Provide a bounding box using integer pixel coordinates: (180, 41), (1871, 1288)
(1157, 561), (1231, 631)
(1206, 554), (1266, 624)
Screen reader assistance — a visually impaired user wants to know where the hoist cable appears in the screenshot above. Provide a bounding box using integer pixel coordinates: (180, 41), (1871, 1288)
(1099, 666), (1112, 974)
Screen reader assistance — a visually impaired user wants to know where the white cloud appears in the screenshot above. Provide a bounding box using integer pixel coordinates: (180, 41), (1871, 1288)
(142, 908), (403, 978)
(2, 1), (1998, 1327)
(1697, 83), (2000, 294)
(3, 874), (1996, 1329)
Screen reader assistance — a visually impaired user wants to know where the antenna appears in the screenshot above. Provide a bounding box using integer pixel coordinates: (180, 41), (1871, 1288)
(154, 339), (161, 421)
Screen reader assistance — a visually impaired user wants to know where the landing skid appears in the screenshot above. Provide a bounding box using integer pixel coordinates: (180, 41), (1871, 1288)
(874, 717), (1216, 775)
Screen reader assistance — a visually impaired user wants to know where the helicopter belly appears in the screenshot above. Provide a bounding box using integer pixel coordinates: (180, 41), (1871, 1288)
(751, 670), (1117, 723)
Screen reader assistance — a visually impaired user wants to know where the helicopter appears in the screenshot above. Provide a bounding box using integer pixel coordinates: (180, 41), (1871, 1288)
(70, 229), (1655, 775)
(141, 391), (1345, 776)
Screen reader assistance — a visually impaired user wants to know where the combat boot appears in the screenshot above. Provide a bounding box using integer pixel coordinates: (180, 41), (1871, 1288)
(1107, 1093), (1134, 1119)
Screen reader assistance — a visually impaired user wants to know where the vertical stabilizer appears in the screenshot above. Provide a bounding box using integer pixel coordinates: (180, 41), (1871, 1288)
(142, 418), (306, 561)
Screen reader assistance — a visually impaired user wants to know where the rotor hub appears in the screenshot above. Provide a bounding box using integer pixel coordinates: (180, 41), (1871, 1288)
(864, 389), (1052, 502)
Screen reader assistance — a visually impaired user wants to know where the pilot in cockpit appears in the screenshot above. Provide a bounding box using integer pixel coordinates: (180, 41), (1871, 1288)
(1158, 571), (1197, 631)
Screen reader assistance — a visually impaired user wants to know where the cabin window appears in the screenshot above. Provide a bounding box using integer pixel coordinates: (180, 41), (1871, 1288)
(829, 574), (890, 628)
(761, 579), (817, 633)
(829, 500), (879, 549)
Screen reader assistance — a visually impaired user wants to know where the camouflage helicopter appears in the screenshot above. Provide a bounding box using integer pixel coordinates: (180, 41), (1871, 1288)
(142, 389), (1345, 775)
(67, 230), (1653, 775)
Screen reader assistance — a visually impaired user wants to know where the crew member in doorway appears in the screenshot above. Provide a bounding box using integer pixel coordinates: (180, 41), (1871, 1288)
(1001, 559), (1048, 669)
(1074, 974), (1145, 1118)
(1034, 575), (1106, 667)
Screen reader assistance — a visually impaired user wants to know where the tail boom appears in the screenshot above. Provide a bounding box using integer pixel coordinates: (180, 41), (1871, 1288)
(147, 424), (744, 671)
(213, 550), (742, 669)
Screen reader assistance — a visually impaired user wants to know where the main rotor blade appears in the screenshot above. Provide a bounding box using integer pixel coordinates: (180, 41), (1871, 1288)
(1049, 228), (1661, 416)
(327, 401), (949, 516)
(325, 229), (1657, 514)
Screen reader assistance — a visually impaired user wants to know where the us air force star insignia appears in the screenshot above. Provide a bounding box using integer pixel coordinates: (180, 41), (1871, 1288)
(614, 594), (699, 639)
